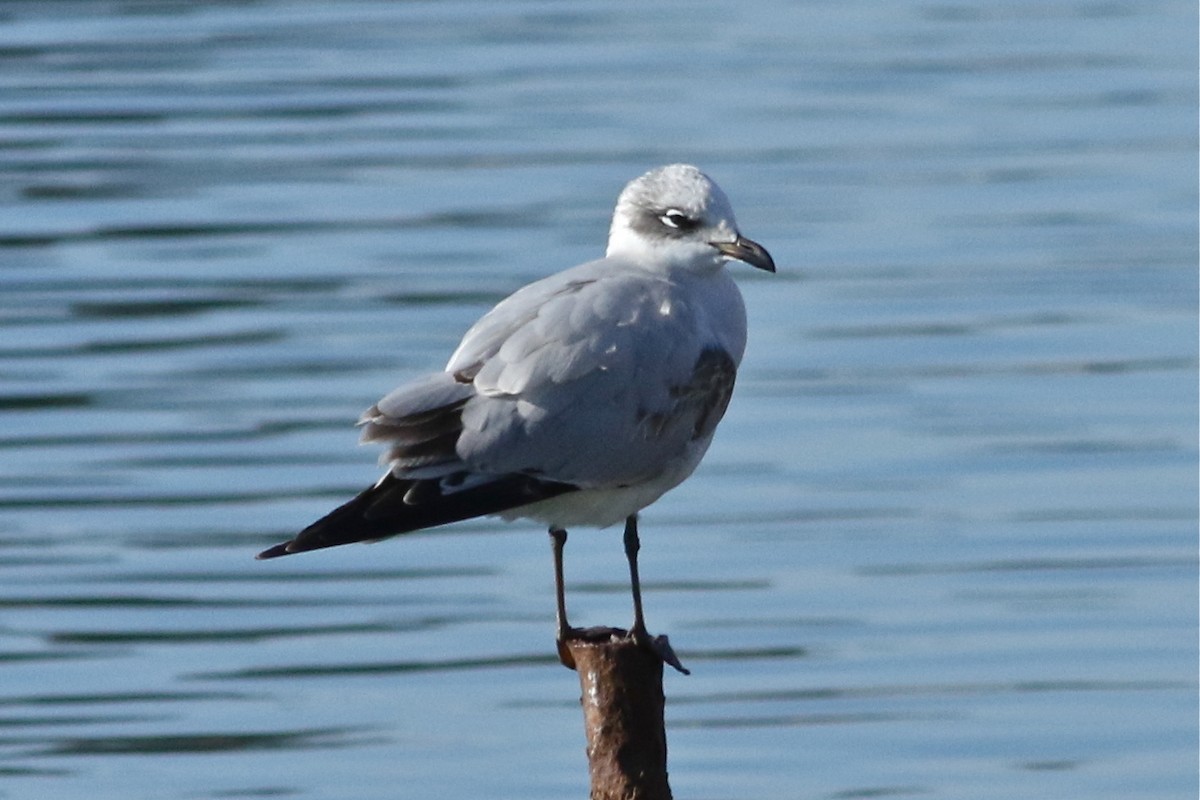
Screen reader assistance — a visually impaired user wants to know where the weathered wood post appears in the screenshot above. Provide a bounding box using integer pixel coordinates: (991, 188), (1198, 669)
(561, 629), (674, 800)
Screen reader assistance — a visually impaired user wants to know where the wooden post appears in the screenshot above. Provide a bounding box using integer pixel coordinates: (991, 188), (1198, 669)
(561, 627), (673, 800)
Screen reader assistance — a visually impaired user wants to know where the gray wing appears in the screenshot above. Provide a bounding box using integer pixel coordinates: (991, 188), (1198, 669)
(258, 370), (576, 558)
(446, 260), (740, 487)
(257, 258), (742, 558)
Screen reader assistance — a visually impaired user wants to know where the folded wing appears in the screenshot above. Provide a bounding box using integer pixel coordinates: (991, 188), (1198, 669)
(258, 259), (740, 558)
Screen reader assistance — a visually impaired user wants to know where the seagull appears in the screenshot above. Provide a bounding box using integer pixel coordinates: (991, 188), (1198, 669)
(257, 164), (774, 673)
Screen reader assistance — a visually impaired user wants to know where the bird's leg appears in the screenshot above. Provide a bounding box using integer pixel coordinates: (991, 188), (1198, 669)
(549, 526), (577, 669)
(623, 515), (689, 675)
(623, 514), (647, 636)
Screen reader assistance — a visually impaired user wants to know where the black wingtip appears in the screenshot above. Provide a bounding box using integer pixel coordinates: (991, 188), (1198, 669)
(255, 542), (295, 560)
(254, 473), (579, 562)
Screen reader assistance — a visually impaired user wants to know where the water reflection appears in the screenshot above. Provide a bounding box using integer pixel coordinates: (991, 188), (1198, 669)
(31, 727), (372, 757)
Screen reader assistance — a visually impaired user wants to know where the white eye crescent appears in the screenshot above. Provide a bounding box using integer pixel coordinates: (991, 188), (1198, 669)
(659, 209), (697, 230)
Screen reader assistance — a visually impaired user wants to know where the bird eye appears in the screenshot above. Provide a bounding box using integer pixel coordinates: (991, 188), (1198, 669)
(659, 209), (698, 231)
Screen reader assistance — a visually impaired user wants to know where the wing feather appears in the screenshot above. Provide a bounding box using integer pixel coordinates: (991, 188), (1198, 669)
(259, 256), (746, 559)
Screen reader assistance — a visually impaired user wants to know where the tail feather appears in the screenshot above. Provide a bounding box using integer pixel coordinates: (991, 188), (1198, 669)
(257, 473), (577, 559)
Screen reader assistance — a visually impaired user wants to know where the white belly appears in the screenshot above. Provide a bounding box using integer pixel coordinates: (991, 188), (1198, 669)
(497, 436), (714, 529)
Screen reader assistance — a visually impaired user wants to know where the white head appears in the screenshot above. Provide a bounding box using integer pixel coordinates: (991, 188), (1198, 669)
(605, 164), (775, 274)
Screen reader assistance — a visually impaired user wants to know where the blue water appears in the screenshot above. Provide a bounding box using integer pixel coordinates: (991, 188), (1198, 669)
(0, 1), (1195, 798)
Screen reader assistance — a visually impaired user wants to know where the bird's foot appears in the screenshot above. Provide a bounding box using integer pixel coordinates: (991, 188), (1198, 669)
(555, 625), (580, 671)
(556, 623), (689, 675)
(629, 624), (690, 675)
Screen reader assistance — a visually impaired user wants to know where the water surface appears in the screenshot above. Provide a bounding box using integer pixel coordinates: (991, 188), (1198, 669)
(0, 1), (1195, 799)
